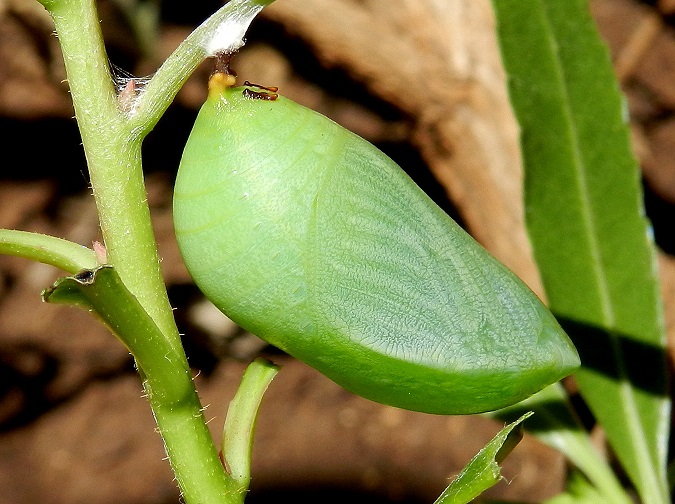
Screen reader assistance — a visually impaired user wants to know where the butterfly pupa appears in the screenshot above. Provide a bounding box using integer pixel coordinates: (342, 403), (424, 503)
(173, 72), (579, 414)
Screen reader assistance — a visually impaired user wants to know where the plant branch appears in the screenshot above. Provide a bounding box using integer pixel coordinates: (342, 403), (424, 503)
(129, 0), (276, 137)
(34, 0), (278, 501)
(0, 229), (98, 273)
(41, 0), (183, 356)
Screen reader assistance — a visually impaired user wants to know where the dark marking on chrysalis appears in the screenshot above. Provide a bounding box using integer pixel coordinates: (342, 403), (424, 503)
(243, 81), (279, 93)
(242, 87), (279, 101)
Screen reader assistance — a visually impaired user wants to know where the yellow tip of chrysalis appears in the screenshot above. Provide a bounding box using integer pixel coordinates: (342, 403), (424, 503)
(208, 72), (236, 98)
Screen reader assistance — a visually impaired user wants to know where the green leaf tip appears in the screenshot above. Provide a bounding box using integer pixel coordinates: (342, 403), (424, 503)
(222, 358), (280, 493)
(433, 412), (532, 504)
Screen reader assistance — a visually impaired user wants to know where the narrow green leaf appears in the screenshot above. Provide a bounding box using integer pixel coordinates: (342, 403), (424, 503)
(222, 358), (279, 493)
(491, 1), (669, 502)
(433, 412), (531, 504)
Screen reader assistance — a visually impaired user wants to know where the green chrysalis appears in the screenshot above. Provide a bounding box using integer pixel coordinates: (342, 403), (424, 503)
(173, 73), (579, 414)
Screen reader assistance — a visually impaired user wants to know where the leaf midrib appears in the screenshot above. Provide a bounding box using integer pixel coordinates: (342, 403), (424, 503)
(538, 3), (664, 501)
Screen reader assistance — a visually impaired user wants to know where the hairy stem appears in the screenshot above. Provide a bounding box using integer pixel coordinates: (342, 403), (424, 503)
(44, 0), (182, 355)
(35, 0), (276, 501)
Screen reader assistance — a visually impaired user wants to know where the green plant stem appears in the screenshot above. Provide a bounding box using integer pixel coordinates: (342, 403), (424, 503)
(40, 0), (278, 356)
(44, 267), (242, 503)
(0, 229), (98, 273)
(42, 0), (182, 357)
(34, 0), (277, 501)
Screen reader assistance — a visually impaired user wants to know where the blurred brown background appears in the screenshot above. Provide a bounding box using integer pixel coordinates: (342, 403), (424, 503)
(0, 0), (674, 502)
